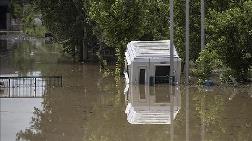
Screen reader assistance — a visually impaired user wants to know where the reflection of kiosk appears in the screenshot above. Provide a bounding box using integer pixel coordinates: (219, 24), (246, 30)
(125, 84), (181, 124)
(124, 40), (181, 85)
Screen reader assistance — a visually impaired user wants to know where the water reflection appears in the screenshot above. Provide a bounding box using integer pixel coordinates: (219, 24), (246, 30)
(0, 98), (43, 141)
(0, 38), (64, 141)
(125, 84), (181, 124)
(0, 38), (252, 141)
(182, 86), (252, 141)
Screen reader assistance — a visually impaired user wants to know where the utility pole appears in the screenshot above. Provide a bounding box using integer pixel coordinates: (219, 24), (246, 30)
(201, 0), (205, 51)
(200, 1), (205, 140)
(185, 0), (190, 85)
(169, 0), (174, 85)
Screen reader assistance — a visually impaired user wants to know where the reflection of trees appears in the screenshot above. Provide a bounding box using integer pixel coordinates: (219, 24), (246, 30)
(16, 64), (102, 141)
(16, 107), (44, 140)
(5, 39), (94, 141)
(0, 41), (35, 75)
(17, 69), (172, 141)
(194, 87), (226, 127)
(192, 86), (252, 141)
(173, 86), (252, 141)
(173, 87), (203, 141)
(2, 40), (62, 75)
(16, 86), (90, 141)
(14, 59), (252, 141)
(13, 41), (35, 74)
(209, 87), (252, 141)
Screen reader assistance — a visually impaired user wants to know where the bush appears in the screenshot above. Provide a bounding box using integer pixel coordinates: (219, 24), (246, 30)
(193, 48), (222, 84)
(219, 67), (234, 83)
(207, 1), (252, 82)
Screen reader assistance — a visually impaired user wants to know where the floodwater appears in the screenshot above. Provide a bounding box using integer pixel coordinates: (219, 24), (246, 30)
(0, 39), (252, 141)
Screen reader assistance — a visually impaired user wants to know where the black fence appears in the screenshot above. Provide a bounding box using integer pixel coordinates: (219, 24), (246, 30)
(0, 76), (63, 88)
(0, 76), (63, 98)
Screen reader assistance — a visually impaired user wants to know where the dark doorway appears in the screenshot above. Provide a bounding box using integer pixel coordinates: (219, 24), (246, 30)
(139, 69), (146, 84)
(155, 66), (170, 83)
(0, 6), (8, 29)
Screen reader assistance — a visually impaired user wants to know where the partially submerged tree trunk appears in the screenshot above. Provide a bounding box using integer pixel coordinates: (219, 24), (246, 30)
(79, 22), (88, 62)
(83, 26), (88, 62)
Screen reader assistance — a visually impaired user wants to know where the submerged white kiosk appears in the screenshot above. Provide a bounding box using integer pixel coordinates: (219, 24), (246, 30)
(125, 40), (181, 85)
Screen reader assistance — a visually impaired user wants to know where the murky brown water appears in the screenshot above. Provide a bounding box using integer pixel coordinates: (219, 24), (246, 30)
(0, 40), (252, 141)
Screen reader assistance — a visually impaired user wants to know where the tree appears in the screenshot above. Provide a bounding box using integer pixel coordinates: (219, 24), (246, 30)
(173, 0), (238, 63)
(207, 0), (252, 81)
(10, 0), (23, 19)
(88, 0), (169, 74)
(32, 0), (95, 61)
(174, 0), (251, 81)
(193, 48), (221, 82)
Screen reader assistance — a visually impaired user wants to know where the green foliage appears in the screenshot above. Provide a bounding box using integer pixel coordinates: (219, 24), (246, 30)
(175, 0), (251, 82)
(23, 25), (47, 37)
(18, 0), (251, 82)
(193, 48), (221, 83)
(174, 0), (201, 62)
(207, 0), (252, 81)
(219, 67), (234, 83)
(88, 0), (169, 74)
(10, 0), (23, 19)
(33, 0), (82, 55)
(32, 0), (96, 60)
(10, 0), (46, 37)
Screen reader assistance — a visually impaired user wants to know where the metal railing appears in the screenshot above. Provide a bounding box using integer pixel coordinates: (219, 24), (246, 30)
(0, 76), (62, 88)
(0, 76), (63, 98)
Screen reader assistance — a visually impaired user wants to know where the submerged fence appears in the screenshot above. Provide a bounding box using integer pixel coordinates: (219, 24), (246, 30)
(0, 76), (63, 98)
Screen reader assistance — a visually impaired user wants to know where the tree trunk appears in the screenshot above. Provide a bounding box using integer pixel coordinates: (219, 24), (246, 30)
(82, 26), (88, 62)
